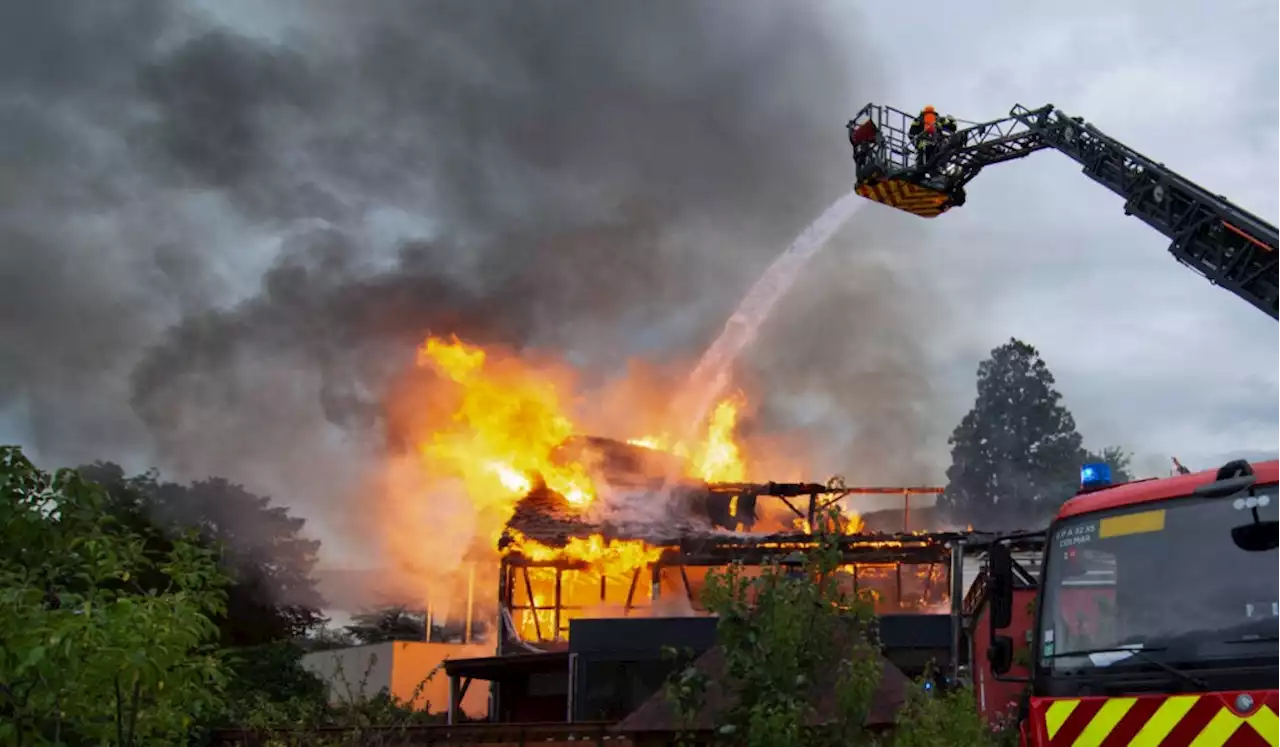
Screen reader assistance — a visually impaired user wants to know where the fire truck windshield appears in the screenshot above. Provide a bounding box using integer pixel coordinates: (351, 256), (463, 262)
(1039, 484), (1279, 673)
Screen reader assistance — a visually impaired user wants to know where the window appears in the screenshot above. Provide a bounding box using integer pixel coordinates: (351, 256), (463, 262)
(1039, 484), (1278, 671)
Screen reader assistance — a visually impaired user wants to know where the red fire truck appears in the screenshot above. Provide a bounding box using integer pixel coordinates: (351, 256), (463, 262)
(986, 459), (1278, 745)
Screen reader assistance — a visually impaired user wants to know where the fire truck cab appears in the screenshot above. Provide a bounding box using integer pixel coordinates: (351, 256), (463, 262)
(988, 458), (1280, 745)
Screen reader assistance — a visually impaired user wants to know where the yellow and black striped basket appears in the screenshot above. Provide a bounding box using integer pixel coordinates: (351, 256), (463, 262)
(854, 177), (952, 218)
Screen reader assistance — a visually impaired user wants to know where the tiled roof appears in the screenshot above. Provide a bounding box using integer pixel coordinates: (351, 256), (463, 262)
(505, 487), (598, 541)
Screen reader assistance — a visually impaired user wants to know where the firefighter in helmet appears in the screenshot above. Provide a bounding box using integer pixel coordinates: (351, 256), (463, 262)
(908, 105), (939, 165)
(908, 105), (958, 168)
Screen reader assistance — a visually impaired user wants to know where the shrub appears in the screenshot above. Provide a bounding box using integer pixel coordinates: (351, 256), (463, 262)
(889, 674), (994, 747)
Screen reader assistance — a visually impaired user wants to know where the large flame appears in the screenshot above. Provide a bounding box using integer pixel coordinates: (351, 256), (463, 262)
(694, 398), (746, 482)
(417, 334), (751, 514)
(417, 335), (596, 508)
(504, 530), (665, 575)
(625, 396), (746, 483)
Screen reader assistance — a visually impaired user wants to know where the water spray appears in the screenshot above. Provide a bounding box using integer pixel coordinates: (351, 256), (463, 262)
(678, 190), (865, 435)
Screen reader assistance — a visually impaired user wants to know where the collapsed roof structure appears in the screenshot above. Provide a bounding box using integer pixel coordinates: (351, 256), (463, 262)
(491, 437), (971, 653)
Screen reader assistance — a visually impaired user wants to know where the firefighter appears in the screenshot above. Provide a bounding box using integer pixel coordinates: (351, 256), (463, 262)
(938, 113), (958, 136)
(908, 105), (940, 166)
(908, 106), (960, 168)
(936, 113), (961, 175)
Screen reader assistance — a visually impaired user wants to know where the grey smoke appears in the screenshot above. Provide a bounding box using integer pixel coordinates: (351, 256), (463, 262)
(0, 1), (939, 560)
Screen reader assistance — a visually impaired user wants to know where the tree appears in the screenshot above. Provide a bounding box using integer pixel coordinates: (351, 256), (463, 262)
(304, 624), (359, 651)
(79, 463), (326, 647)
(344, 606), (428, 644)
(0, 446), (229, 745)
(939, 339), (1085, 530)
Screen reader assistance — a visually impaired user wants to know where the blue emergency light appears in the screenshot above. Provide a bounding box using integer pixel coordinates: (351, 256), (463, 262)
(1080, 463), (1112, 490)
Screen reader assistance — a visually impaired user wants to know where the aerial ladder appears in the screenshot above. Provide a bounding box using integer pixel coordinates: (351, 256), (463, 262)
(845, 104), (1279, 319)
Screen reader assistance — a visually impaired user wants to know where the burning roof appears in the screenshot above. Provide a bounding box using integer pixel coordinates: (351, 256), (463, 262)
(501, 436), (736, 546)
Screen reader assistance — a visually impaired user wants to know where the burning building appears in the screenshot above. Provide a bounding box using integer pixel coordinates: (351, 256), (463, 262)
(352, 334), (992, 726)
(494, 459), (957, 652)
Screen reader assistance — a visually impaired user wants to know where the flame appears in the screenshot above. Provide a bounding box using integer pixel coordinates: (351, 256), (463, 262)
(694, 399), (745, 482)
(503, 530), (668, 640)
(791, 507), (865, 536)
(416, 335), (596, 509)
(627, 395), (747, 483)
(627, 435), (668, 451)
(505, 530), (665, 576)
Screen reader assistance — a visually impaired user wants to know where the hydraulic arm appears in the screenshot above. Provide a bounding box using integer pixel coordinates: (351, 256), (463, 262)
(846, 103), (1279, 319)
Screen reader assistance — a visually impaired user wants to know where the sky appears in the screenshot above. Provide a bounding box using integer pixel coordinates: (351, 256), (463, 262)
(0, 1), (1275, 564)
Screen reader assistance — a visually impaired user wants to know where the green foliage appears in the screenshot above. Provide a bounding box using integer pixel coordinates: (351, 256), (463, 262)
(665, 509), (884, 747)
(1, 447), (454, 745)
(0, 446), (230, 746)
(225, 650), (445, 747)
(890, 674), (992, 747)
(214, 643), (328, 725)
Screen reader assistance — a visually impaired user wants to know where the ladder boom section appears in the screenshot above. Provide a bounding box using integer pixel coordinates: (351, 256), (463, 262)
(930, 105), (1054, 188)
(1010, 104), (1279, 319)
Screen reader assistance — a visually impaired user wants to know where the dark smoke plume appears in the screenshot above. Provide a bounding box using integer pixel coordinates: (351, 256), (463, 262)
(0, 1), (939, 564)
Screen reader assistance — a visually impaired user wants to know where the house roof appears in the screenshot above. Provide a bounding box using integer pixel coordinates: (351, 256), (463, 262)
(503, 436), (707, 544)
(503, 436), (724, 545)
(505, 487), (598, 541)
(612, 632), (911, 733)
(503, 484), (721, 547)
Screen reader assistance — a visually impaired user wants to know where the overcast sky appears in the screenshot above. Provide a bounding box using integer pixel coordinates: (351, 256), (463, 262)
(0, 1), (1275, 560)
(860, 0), (1279, 479)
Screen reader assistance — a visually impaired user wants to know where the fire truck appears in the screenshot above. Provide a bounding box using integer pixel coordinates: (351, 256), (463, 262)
(984, 459), (1279, 745)
(846, 104), (1279, 743)
(845, 103), (1278, 318)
